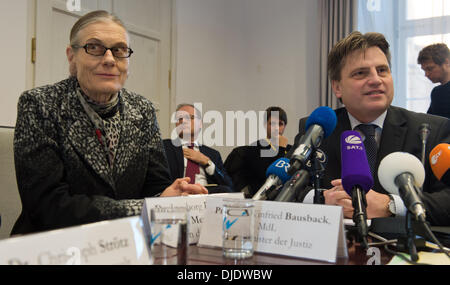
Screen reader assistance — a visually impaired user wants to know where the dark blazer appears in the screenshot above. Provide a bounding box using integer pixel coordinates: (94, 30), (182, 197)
(163, 139), (233, 193)
(297, 106), (450, 226)
(427, 81), (450, 119)
(224, 140), (291, 197)
(12, 77), (172, 235)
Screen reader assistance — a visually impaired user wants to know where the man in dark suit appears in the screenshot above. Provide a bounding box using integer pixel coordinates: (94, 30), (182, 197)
(417, 43), (450, 119)
(163, 104), (233, 193)
(297, 32), (450, 226)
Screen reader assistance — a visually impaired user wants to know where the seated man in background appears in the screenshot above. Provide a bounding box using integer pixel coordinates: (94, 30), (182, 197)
(297, 31), (450, 226)
(163, 104), (233, 193)
(417, 43), (450, 119)
(225, 106), (291, 197)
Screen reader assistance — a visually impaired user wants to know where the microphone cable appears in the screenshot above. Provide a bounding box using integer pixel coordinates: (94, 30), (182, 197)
(367, 231), (430, 265)
(367, 224), (450, 265)
(420, 221), (450, 259)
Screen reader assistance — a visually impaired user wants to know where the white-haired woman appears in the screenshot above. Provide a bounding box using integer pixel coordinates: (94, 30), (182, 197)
(12, 10), (207, 235)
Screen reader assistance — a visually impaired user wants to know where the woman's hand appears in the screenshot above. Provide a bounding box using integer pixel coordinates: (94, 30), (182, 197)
(160, 177), (208, 197)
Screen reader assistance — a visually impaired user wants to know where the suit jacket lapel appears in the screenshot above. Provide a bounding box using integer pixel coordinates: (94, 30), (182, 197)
(374, 107), (408, 192)
(199, 145), (206, 157)
(378, 107), (408, 160)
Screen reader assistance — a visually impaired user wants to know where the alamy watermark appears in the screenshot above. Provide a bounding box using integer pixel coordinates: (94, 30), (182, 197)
(366, 247), (381, 265)
(66, 0), (81, 12)
(171, 103), (283, 157)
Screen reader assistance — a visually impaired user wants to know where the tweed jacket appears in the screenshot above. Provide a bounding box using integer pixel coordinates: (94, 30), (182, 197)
(12, 77), (172, 235)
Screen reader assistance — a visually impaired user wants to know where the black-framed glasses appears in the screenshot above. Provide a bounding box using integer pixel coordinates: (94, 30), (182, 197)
(72, 43), (133, 58)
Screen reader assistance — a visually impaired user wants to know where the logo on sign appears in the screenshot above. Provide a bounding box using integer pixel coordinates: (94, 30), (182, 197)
(431, 150), (442, 165)
(275, 159), (290, 172)
(223, 210), (249, 230)
(345, 135), (362, 144)
(150, 224), (172, 245)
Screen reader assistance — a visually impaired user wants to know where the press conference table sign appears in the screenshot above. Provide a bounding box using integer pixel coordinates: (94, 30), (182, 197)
(198, 198), (348, 263)
(0, 216), (150, 265)
(141, 193), (244, 245)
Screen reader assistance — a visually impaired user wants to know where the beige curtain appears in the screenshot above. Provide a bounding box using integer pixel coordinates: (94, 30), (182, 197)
(319, 0), (358, 109)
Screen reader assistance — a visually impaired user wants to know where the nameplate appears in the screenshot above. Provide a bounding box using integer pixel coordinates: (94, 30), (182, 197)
(141, 193), (244, 245)
(198, 198), (348, 263)
(0, 216), (150, 265)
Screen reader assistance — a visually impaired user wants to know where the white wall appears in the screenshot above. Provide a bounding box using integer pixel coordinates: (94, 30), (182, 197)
(0, 0), (322, 155)
(0, 0), (34, 127)
(174, 0), (321, 158)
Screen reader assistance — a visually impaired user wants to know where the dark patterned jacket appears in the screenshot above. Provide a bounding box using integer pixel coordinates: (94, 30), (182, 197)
(12, 77), (172, 235)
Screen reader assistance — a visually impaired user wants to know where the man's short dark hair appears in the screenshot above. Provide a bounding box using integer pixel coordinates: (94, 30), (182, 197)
(328, 31), (391, 82)
(265, 106), (287, 125)
(417, 43), (450, 65)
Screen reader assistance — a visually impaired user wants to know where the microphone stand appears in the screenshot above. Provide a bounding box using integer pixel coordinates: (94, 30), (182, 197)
(396, 211), (422, 262)
(311, 151), (326, 204)
(352, 186), (369, 249)
(418, 124), (430, 196)
(266, 184), (283, 201)
(405, 211), (419, 262)
(419, 123), (430, 166)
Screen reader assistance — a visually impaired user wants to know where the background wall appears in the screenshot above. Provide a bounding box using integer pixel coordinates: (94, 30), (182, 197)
(0, 0), (34, 127)
(0, 0), (322, 160)
(173, 0), (321, 159)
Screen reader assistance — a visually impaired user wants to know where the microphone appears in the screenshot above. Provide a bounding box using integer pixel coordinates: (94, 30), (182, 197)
(303, 149), (327, 171)
(274, 169), (310, 202)
(429, 143), (450, 186)
(274, 149), (328, 203)
(419, 123), (431, 166)
(378, 152), (426, 222)
(252, 158), (291, 200)
(288, 106), (337, 175)
(341, 131), (373, 248)
(303, 149), (328, 204)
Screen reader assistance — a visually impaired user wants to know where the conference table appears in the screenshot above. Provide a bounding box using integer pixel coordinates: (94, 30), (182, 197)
(184, 226), (449, 265)
(186, 240), (393, 265)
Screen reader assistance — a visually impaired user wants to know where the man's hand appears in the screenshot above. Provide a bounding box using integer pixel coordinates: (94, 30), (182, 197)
(183, 148), (210, 166)
(324, 179), (391, 219)
(323, 179), (353, 218)
(366, 190), (391, 219)
(161, 177), (208, 197)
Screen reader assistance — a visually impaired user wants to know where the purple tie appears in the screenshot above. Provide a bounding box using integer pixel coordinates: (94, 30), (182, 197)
(185, 144), (200, 184)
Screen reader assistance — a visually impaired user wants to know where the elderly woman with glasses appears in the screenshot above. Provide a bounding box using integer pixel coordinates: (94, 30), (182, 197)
(12, 10), (207, 235)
